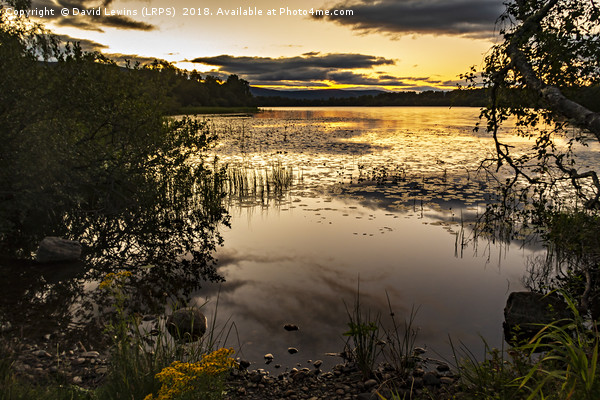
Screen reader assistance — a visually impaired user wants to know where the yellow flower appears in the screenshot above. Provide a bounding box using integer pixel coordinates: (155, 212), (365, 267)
(149, 348), (237, 400)
(98, 271), (132, 290)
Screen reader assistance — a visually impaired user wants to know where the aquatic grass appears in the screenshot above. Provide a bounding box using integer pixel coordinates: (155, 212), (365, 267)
(343, 283), (382, 379)
(223, 162), (293, 201)
(380, 297), (420, 378)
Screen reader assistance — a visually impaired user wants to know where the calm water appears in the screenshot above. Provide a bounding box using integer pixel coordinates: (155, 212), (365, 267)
(191, 107), (545, 369)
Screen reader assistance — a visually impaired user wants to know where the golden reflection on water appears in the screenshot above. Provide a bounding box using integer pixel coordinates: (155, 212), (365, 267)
(195, 107), (570, 369)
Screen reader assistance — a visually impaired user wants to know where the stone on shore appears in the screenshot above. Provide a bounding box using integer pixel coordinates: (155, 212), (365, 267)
(35, 237), (82, 263)
(166, 307), (207, 342)
(504, 291), (572, 344)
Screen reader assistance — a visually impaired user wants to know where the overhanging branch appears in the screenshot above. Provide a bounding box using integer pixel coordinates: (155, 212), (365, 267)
(505, 0), (600, 140)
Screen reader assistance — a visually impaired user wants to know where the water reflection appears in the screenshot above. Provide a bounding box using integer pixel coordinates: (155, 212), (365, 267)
(0, 106), (571, 365)
(205, 196), (537, 369)
(196, 107), (557, 368)
(0, 149), (229, 344)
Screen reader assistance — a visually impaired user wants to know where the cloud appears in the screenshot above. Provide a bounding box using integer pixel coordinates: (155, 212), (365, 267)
(313, 0), (505, 39)
(189, 52), (409, 87)
(192, 53), (394, 72)
(31, 0), (156, 31)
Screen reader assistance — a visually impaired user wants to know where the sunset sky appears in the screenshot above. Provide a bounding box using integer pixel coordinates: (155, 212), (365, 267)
(24, 0), (507, 91)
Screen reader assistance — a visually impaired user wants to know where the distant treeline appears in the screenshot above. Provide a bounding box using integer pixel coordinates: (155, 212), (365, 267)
(254, 89), (490, 107)
(253, 86), (600, 110)
(120, 61), (600, 112)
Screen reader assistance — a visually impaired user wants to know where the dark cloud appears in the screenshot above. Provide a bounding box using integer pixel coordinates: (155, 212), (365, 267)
(188, 53), (448, 89)
(31, 0), (156, 31)
(313, 0), (505, 39)
(192, 53), (394, 72)
(189, 53), (403, 87)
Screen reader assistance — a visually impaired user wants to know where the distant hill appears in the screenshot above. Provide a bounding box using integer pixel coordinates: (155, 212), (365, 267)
(250, 87), (387, 100)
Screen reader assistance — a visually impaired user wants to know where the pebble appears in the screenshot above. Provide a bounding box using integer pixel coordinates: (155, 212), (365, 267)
(288, 347), (299, 354)
(436, 363), (450, 372)
(423, 372), (441, 386)
(363, 379), (377, 389)
(440, 376), (454, 385)
(33, 350), (52, 358)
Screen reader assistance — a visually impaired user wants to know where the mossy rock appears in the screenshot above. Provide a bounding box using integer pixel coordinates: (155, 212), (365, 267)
(166, 307), (207, 342)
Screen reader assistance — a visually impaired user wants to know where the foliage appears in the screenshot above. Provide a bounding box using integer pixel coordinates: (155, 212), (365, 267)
(516, 295), (600, 399)
(453, 292), (600, 400)
(144, 348), (236, 400)
(451, 338), (529, 399)
(467, 0), (600, 323)
(468, 0), (600, 218)
(0, 0), (232, 335)
(95, 272), (236, 400)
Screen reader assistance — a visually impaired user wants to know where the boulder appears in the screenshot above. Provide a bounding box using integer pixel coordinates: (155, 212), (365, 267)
(35, 237), (82, 263)
(166, 307), (207, 342)
(503, 291), (573, 344)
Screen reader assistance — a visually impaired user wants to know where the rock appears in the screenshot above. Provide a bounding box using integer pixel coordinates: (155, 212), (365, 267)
(440, 376), (454, 385)
(95, 366), (108, 375)
(166, 307), (207, 342)
(239, 359), (251, 369)
(81, 351), (100, 358)
(284, 324), (299, 331)
(504, 291), (573, 344)
(33, 350), (51, 357)
(249, 371), (264, 383)
(264, 353), (274, 361)
(436, 363), (450, 372)
(288, 347), (299, 354)
(0, 319), (11, 333)
(423, 372), (440, 386)
(313, 360), (323, 369)
(72, 376), (83, 384)
(35, 237), (81, 263)
(364, 379), (377, 389)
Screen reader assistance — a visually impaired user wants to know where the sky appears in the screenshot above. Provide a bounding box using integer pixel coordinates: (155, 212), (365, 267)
(21, 0), (508, 91)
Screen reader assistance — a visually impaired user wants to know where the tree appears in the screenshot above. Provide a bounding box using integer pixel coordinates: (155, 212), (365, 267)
(471, 0), (600, 211)
(0, 0), (229, 324)
(473, 0), (600, 315)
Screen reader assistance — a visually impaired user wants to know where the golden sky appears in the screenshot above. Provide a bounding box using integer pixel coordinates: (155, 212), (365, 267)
(25, 0), (506, 90)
